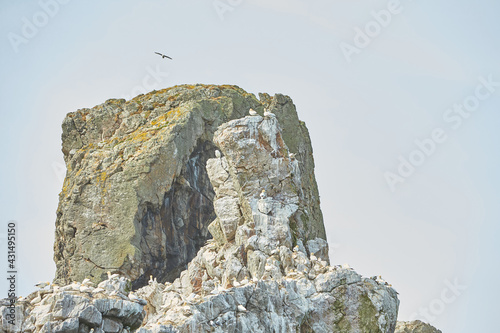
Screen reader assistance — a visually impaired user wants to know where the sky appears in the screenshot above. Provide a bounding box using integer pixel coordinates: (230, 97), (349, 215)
(0, 0), (499, 331)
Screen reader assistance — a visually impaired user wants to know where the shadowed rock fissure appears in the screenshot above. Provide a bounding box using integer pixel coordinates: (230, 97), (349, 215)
(132, 140), (217, 289)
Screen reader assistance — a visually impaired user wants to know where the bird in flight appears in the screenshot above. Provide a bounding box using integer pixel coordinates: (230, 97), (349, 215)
(155, 52), (172, 60)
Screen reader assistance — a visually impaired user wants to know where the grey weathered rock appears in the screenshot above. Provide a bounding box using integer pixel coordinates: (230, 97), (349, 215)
(78, 305), (102, 327)
(53, 84), (326, 288)
(0, 276), (146, 333)
(51, 317), (79, 333)
(135, 113), (399, 332)
(395, 320), (443, 333)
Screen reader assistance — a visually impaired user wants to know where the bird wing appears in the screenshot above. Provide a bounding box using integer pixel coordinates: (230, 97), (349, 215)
(155, 52), (172, 60)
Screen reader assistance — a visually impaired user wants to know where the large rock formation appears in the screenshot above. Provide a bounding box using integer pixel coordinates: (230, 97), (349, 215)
(1, 109), (401, 333)
(53, 85), (325, 288)
(0, 85), (442, 333)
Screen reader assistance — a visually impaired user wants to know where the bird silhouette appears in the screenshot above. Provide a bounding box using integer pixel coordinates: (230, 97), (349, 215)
(155, 52), (172, 60)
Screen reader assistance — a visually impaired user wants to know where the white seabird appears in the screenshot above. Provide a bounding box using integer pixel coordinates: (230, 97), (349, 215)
(92, 287), (105, 294)
(30, 291), (42, 305)
(82, 278), (93, 287)
(249, 109), (257, 116)
(215, 150), (221, 158)
(263, 109), (275, 117)
(211, 281), (223, 295)
(289, 153), (296, 160)
(260, 189), (267, 199)
(129, 292), (139, 301)
(35, 281), (50, 289)
(70, 281), (81, 291)
(80, 285), (93, 293)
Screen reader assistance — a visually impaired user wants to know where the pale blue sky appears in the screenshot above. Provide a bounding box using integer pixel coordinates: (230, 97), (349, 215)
(1, 1), (499, 331)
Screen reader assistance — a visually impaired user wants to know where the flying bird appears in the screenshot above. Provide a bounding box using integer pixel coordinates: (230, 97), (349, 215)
(155, 52), (172, 60)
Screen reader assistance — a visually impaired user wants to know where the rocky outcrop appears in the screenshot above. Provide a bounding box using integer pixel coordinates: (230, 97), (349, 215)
(133, 112), (399, 332)
(53, 84), (325, 288)
(0, 276), (145, 333)
(395, 321), (442, 333)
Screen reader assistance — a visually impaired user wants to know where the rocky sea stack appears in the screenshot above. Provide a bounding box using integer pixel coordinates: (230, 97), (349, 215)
(0, 85), (441, 332)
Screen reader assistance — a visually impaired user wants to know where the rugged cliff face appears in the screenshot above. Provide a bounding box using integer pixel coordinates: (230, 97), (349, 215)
(53, 85), (326, 288)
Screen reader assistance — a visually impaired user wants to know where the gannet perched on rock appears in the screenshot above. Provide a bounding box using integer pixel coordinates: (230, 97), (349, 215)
(148, 275), (158, 285)
(129, 292), (139, 301)
(260, 189), (267, 199)
(92, 287), (105, 294)
(210, 281), (223, 295)
(80, 285), (93, 293)
(70, 281), (81, 291)
(232, 278), (241, 287)
(289, 153), (296, 160)
(249, 109), (257, 116)
(107, 271), (119, 280)
(215, 150), (221, 158)
(263, 109), (275, 117)
(30, 291), (42, 305)
(82, 278), (93, 287)
(35, 281), (50, 289)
